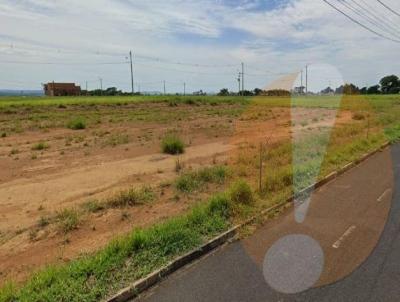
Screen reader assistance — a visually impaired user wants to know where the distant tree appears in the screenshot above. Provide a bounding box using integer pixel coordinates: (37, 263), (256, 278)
(254, 88), (263, 96)
(217, 88), (230, 96)
(336, 83), (359, 95)
(380, 75), (400, 94)
(360, 87), (367, 94)
(367, 85), (380, 94)
(320, 87), (334, 95)
(241, 90), (254, 96)
(264, 89), (291, 96)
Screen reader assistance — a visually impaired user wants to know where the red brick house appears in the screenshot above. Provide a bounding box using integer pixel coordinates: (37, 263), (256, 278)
(43, 82), (81, 96)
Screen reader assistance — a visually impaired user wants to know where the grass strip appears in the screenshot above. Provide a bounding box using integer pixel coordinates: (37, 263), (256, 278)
(0, 194), (232, 302)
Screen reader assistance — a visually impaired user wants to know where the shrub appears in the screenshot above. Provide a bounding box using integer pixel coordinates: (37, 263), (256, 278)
(56, 209), (80, 233)
(352, 112), (365, 120)
(82, 200), (105, 213)
(1, 132), (6, 138)
(161, 134), (185, 155)
(31, 142), (49, 151)
(107, 186), (154, 208)
(67, 118), (86, 130)
(37, 216), (50, 228)
(229, 180), (254, 205)
(175, 166), (228, 193)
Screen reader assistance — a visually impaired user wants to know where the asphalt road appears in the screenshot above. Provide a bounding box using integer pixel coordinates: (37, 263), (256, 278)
(135, 144), (399, 302)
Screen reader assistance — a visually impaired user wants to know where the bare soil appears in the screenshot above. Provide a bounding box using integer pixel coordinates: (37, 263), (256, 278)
(0, 102), (353, 285)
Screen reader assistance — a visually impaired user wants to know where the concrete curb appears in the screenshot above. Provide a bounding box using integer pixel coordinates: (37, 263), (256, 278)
(105, 142), (390, 302)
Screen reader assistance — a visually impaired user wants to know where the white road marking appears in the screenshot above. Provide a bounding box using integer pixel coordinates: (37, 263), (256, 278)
(377, 188), (392, 202)
(332, 225), (356, 249)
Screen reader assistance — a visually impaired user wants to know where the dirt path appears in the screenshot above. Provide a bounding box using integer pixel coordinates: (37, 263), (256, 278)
(0, 141), (234, 231)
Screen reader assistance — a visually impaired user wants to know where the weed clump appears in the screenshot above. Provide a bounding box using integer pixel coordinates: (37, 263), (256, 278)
(175, 166), (228, 193)
(352, 112), (365, 120)
(82, 200), (105, 213)
(229, 180), (254, 205)
(107, 186), (154, 208)
(56, 208), (80, 233)
(67, 118), (86, 130)
(31, 142), (49, 151)
(161, 134), (185, 155)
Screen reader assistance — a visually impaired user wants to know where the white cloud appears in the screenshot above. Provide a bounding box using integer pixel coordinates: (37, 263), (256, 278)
(0, 0), (400, 92)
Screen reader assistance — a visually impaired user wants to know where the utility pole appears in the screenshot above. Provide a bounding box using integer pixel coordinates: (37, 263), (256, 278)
(129, 51), (134, 95)
(183, 82), (186, 96)
(85, 81), (88, 96)
(241, 62), (244, 93)
(99, 77), (103, 96)
(163, 80), (166, 95)
(305, 65), (308, 94)
(300, 70), (303, 93)
(237, 73), (241, 96)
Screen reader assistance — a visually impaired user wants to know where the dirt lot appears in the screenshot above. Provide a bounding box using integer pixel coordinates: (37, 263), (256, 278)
(0, 98), (355, 285)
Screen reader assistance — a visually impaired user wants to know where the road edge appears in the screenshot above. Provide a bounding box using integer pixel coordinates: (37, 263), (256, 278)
(105, 141), (390, 302)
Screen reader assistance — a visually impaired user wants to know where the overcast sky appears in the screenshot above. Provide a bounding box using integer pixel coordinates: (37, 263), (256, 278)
(1, 0), (400, 93)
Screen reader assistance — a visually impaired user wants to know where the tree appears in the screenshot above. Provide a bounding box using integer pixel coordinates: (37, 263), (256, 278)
(335, 84), (359, 95)
(380, 75), (399, 94)
(360, 87), (367, 94)
(217, 88), (229, 96)
(367, 85), (380, 94)
(254, 88), (263, 96)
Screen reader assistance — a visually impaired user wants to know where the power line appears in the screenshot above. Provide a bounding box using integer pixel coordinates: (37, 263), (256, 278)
(340, 0), (400, 39)
(0, 60), (128, 65)
(323, 0), (400, 43)
(377, 0), (400, 18)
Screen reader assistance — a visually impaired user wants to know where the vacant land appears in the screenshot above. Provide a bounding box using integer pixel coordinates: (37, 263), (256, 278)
(1, 94), (400, 301)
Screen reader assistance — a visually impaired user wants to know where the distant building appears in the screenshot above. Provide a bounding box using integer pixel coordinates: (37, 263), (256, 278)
(293, 86), (306, 94)
(43, 82), (81, 96)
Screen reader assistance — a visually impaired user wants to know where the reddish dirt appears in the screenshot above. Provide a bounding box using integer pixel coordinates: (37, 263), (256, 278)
(0, 104), (354, 285)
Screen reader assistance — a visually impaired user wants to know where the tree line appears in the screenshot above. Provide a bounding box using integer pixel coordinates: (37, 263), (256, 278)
(327, 75), (400, 95)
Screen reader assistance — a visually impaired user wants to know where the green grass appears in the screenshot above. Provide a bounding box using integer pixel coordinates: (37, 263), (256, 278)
(175, 166), (228, 193)
(0, 95), (249, 108)
(67, 117), (86, 130)
(0, 194), (231, 302)
(55, 209), (80, 234)
(31, 142), (49, 151)
(161, 134), (185, 155)
(106, 186), (155, 208)
(229, 180), (254, 205)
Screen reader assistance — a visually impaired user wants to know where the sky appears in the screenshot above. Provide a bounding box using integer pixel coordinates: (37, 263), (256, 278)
(1, 0), (400, 93)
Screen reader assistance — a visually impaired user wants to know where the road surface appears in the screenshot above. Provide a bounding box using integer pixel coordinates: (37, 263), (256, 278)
(135, 144), (399, 302)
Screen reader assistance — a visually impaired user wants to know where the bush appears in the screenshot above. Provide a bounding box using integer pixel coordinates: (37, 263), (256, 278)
(175, 166), (228, 193)
(56, 209), (80, 233)
(229, 180), (254, 205)
(161, 134), (185, 155)
(31, 142), (49, 151)
(1, 132), (6, 138)
(352, 112), (365, 120)
(67, 118), (86, 130)
(107, 186), (154, 208)
(82, 200), (105, 213)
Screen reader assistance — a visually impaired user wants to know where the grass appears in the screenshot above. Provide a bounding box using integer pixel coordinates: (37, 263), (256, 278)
(102, 133), (130, 147)
(55, 209), (80, 234)
(106, 186), (155, 208)
(31, 142), (49, 151)
(161, 134), (185, 155)
(0, 194), (231, 302)
(175, 166), (228, 193)
(1, 94), (400, 301)
(67, 117), (86, 130)
(81, 200), (105, 213)
(229, 180), (254, 205)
